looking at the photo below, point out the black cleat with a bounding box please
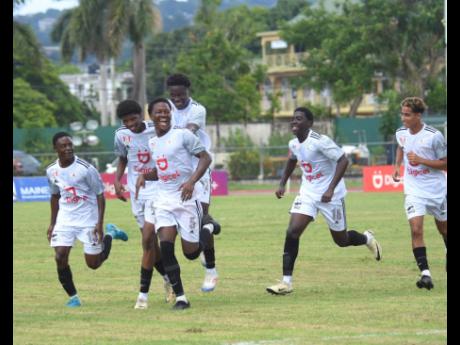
[416,275,434,290]
[172,300,190,310]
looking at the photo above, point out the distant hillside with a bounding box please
[13,0,279,63]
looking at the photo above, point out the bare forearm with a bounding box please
[417,157,447,171]
[49,194,60,224]
[279,159,297,186]
[116,157,128,182]
[190,152,212,183]
[328,155,348,191]
[97,194,105,225]
[394,146,403,168]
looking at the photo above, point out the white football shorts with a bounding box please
[154,199,202,243]
[130,194,157,228]
[290,194,347,231]
[50,224,103,255]
[404,194,447,221]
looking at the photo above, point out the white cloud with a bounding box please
[14,0,79,16]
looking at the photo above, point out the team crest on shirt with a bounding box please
[156,156,168,171]
[122,135,131,146]
[137,149,151,164]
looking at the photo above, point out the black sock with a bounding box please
[57,265,77,297]
[346,230,368,246]
[160,241,184,297]
[199,227,212,250]
[100,234,112,261]
[282,235,299,276]
[203,247,215,269]
[413,247,429,272]
[140,267,153,293]
[154,260,166,276]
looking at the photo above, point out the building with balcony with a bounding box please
[257,30,385,118]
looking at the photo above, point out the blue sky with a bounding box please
[14,0,79,16]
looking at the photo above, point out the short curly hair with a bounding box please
[400,97,427,114]
[166,73,191,88]
[116,99,142,119]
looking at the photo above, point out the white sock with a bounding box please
[282,276,292,284]
[138,292,148,300]
[70,294,78,299]
[421,269,431,277]
[203,223,214,234]
[206,268,217,276]
[176,294,188,303]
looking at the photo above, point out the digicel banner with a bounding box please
[363,165,404,192]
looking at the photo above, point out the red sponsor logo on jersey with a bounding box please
[158,171,181,182]
[156,156,168,171]
[407,167,430,177]
[408,161,420,167]
[64,186,88,203]
[305,172,324,182]
[301,161,313,173]
[137,150,151,164]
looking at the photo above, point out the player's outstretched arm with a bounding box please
[392,146,403,182]
[407,152,447,171]
[276,158,297,199]
[95,193,106,244]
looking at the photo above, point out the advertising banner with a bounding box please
[363,165,404,192]
[211,170,228,196]
[100,173,129,199]
[13,177,51,202]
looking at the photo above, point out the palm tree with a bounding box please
[51,0,117,126]
[107,0,162,111]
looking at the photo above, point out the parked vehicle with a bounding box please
[13,150,41,176]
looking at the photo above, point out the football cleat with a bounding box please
[172,300,190,310]
[266,281,293,295]
[201,271,218,292]
[106,223,129,241]
[66,295,81,308]
[134,297,148,309]
[364,230,382,261]
[416,275,434,290]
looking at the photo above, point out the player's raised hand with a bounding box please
[114,180,127,202]
[275,185,286,199]
[135,175,145,200]
[321,188,333,203]
[179,180,195,202]
[392,169,401,182]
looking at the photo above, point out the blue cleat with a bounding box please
[106,224,129,241]
[66,295,81,308]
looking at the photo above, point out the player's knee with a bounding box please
[86,262,100,270]
[184,248,201,260]
[55,253,68,267]
[286,228,301,240]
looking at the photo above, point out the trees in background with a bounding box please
[282,0,445,117]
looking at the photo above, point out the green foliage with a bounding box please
[13,78,57,128]
[52,63,81,75]
[425,75,447,114]
[267,131,291,156]
[376,90,402,140]
[223,128,260,180]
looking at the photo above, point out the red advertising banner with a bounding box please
[101,173,129,199]
[101,170,229,199]
[363,165,404,192]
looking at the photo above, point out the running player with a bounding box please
[166,73,220,292]
[266,107,382,295]
[392,97,447,290]
[113,99,174,309]
[136,97,214,310]
[46,132,128,307]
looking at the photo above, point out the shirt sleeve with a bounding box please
[114,132,127,158]
[318,135,344,161]
[432,132,447,159]
[46,170,60,195]
[288,142,298,161]
[86,165,105,195]
[182,130,205,155]
[187,106,206,129]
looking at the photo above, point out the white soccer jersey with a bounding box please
[289,130,347,201]
[169,97,212,153]
[46,156,104,227]
[395,124,447,199]
[148,128,205,202]
[114,121,158,198]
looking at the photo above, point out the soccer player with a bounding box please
[166,73,221,292]
[266,107,382,295]
[136,98,214,310]
[46,132,128,307]
[113,99,174,309]
[392,97,447,290]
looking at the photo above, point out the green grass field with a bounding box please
[13,192,447,345]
